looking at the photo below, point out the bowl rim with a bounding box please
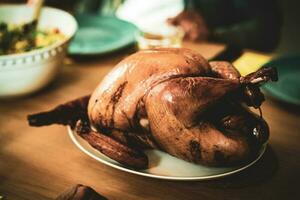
[0,5,78,61]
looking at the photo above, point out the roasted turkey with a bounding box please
[28,48,277,169]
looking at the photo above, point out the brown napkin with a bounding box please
[55,184,107,200]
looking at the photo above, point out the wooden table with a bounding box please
[0,43,299,200]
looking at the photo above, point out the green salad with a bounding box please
[0,22,65,55]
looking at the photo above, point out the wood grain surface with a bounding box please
[0,42,299,200]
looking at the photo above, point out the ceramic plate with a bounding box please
[68,127,266,180]
[262,55,300,106]
[68,14,138,55]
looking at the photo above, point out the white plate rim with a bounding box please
[68,126,266,181]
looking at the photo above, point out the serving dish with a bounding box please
[68,126,266,180]
[0,5,77,98]
[28,48,275,180]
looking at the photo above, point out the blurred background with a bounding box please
[0,0,299,101]
[1,0,299,54]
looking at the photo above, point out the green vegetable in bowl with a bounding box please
[0,21,65,55]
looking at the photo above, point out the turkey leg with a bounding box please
[74,120,148,169]
[28,96,148,169]
[145,76,269,166]
[28,95,90,128]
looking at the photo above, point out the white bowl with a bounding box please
[0,5,77,98]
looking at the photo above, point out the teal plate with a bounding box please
[263,55,300,106]
[68,14,138,55]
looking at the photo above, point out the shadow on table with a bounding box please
[198,145,278,189]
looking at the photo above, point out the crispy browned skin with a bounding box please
[28,48,277,168]
[88,48,211,131]
[88,48,276,166]
[75,120,148,169]
[144,77,269,165]
[209,61,241,80]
